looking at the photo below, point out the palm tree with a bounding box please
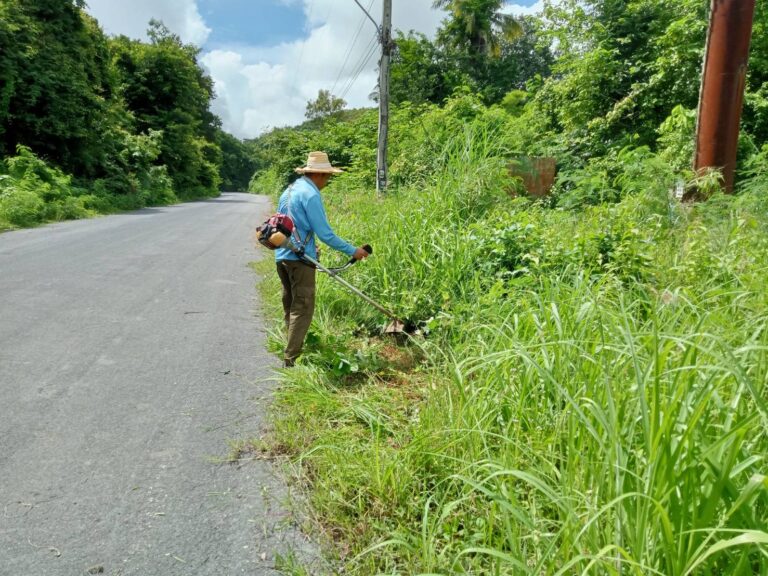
[433,0,523,58]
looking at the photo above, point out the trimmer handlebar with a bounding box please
[347,244,373,264]
[284,238,406,330]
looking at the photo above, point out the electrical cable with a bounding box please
[338,33,379,101]
[290,0,315,93]
[339,50,377,102]
[331,0,373,96]
[352,0,380,34]
[348,36,379,92]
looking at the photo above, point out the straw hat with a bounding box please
[295,151,344,174]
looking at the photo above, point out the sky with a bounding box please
[85,0,544,139]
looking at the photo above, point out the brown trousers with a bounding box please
[276,260,316,363]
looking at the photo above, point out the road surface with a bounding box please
[0,194,318,575]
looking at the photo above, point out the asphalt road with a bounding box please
[0,194,318,575]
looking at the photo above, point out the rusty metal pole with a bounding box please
[691,0,756,197]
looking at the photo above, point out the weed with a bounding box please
[256,111,768,575]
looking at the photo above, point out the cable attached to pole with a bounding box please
[352,0,381,37]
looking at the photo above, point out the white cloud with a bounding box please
[86,1,543,139]
[202,0,446,138]
[201,50,306,137]
[86,0,211,46]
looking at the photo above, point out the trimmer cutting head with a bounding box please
[384,319,406,335]
[384,319,419,336]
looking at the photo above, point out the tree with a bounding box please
[433,0,522,59]
[390,22,551,107]
[475,16,552,103]
[432,0,548,105]
[390,31,459,105]
[0,0,123,176]
[304,90,346,121]
[216,130,256,191]
[0,1,26,149]
[534,0,710,154]
[110,20,222,198]
[742,0,768,145]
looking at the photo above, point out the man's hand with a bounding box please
[353,246,370,260]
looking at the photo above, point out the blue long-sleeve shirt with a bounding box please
[274,176,356,262]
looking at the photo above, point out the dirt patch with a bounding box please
[377,342,421,372]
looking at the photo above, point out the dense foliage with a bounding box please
[265,141,768,574]
[305,89,348,121]
[0,0,119,177]
[389,15,552,106]
[250,0,768,574]
[0,1,252,230]
[2,0,767,571]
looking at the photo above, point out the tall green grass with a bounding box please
[264,128,768,574]
[397,277,768,574]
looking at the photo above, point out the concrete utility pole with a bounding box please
[377,0,393,194]
[692,0,756,197]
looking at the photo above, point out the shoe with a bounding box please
[283,358,295,368]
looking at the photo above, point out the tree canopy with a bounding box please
[2,0,767,228]
[0,1,253,215]
[305,89,347,121]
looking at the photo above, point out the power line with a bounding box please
[338,32,378,99]
[339,40,377,101]
[290,0,315,93]
[339,33,379,101]
[331,1,373,96]
[352,0,381,34]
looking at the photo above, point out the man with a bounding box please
[275,151,369,367]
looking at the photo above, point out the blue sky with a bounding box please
[198,0,541,49]
[86,0,545,138]
[199,0,305,49]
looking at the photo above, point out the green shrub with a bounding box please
[738,143,768,198]
[0,143,184,228]
[0,179,44,226]
[0,146,75,226]
[141,166,177,206]
[259,101,768,574]
[657,105,697,174]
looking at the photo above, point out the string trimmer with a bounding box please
[256,214,410,335]
[294,242,408,335]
